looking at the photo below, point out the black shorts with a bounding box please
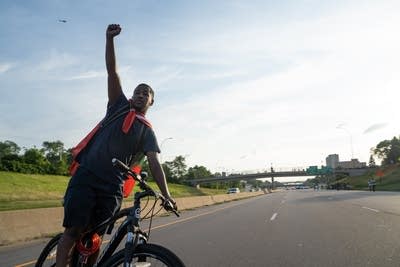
[62,166,123,230]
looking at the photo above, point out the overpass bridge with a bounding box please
[184,167,370,187]
[185,170,310,186]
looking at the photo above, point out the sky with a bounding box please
[1,0,399,179]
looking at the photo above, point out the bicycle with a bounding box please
[35,158,185,267]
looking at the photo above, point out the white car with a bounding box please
[227,187,240,194]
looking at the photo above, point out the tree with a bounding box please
[0,154,23,172]
[24,147,48,165]
[373,136,400,165]
[24,147,51,173]
[186,165,212,179]
[41,141,68,175]
[0,140,20,159]
[42,141,65,164]
[163,155,187,182]
[368,155,376,167]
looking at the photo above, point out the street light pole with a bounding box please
[160,137,173,163]
[336,125,354,159]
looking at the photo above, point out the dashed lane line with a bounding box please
[362,206,380,213]
[270,213,278,221]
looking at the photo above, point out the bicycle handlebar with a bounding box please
[112,158,132,176]
[112,158,180,217]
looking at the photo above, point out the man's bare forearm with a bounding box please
[106,37,117,75]
[147,152,171,198]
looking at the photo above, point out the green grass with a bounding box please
[0,171,226,211]
[0,172,69,200]
[335,164,400,191]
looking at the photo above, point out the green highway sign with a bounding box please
[306,166,333,175]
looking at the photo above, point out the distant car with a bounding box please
[227,187,240,194]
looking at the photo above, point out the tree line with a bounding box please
[0,140,212,177]
[0,140,71,175]
[1,134,399,180]
[0,139,266,189]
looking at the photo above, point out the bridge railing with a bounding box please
[225,166,308,176]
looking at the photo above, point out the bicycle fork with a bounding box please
[124,207,148,267]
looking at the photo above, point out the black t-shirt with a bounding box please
[79,93,160,185]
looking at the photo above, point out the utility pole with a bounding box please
[160,137,173,163]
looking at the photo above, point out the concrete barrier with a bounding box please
[0,191,266,245]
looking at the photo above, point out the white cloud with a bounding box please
[37,49,79,72]
[0,62,14,73]
[67,70,106,80]
[364,123,388,134]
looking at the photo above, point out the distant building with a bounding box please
[337,159,367,169]
[326,154,366,169]
[326,154,339,169]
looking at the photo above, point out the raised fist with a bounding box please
[106,24,121,38]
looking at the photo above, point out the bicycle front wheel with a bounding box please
[100,243,185,267]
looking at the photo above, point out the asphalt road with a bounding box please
[2,189,400,267]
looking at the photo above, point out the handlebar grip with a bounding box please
[112,158,131,173]
[172,209,180,217]
[163,199,180,217]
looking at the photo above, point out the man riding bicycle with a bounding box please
[56,24,176,267]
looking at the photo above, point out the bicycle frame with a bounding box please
[94,190,152,266]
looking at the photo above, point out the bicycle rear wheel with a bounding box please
[35,208,129,267]
[35,233,62,267]
[100,243,185,267]
[35,233,85,267]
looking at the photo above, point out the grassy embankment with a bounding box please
[0,171,226,211]
[2,165,398,211]
[334,164,400,191]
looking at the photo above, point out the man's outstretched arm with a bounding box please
[106,24,123,105]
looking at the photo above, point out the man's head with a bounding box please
[131,83,154,114]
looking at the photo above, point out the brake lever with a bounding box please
[162,198,180,217]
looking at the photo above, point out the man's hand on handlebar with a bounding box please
[163,196,179,216]
[164,196,177,210]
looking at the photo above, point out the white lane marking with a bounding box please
[270,213,278,221]
[362,206,380,213]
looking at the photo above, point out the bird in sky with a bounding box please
[58,19,67,23]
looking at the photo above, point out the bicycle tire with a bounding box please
[100,243,185,267]
[35,233,62,267]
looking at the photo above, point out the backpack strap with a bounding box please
[70,102,151,176]
[128,122,146,167]
[122,99,152,133]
